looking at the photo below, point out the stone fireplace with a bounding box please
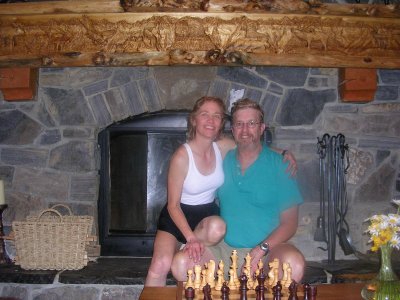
[1,1,400,298]
[1,65,399,263]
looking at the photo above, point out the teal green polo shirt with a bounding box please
[217,145,303,248]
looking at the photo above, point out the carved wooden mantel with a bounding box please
[1,1,400,69]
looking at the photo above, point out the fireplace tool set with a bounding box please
[315,133,353,263]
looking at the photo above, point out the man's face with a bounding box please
[231,107,265,149]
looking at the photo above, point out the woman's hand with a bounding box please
[184,237,204,263]
[283,150,298,177]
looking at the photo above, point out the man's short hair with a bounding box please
[231,98,264,122]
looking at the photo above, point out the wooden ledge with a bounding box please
[0,1,399,68]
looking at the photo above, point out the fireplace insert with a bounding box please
[98,110,271,256]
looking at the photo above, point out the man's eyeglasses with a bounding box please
[232,120,261,129]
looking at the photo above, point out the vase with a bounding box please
[361,244,400,300]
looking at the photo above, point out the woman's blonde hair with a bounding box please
[187,96,226,141]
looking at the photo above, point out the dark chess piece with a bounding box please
[303,283,310,300]
[239,274,248,300]
[272,281,282,300]
[288,280,299,300]
[185,286,195,300]
[203,283,212,300]
[308,285,317,300]
[221,281,230,300]
[257,268,266,300]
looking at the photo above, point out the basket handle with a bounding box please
[38,208,63,221]
[50,204,73,216]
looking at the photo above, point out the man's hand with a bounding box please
[240,247,265,276]
[283,150,297,177]
[184,237,204,263]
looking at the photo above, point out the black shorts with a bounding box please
[157,201,220,243]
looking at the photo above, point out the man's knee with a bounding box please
[171,251,191,281]
[268,244,305,282]
[205,216,226,244]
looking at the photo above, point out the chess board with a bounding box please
[177,281,303,299]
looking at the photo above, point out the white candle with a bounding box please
[0,180,5,205]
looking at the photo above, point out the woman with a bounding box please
[145,96,295,286]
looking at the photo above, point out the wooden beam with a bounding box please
[0,3,399,68]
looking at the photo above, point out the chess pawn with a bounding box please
[194,265,202,290]
[185,269,194,289]
[203,283,212,300]
[215,269,224,291]
[288,280,299,300]
[221,282,230,300]
[303,283,310,300]
[284,266,292,289]
[239,274,249,300]
[185,286,195,300]
[272,281,282,300]
[228,268,237,290]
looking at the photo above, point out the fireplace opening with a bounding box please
[98,110,271,256]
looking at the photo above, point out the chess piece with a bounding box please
[288,280,299,300]
[215,269,224,291]
[281,262,289,287]
[228,269,237,290]
[244,268,254,290]
[221,282,230,300]
[239,274,248,300]
[185,286,195,300]
[285,266,292,289]
[303,283,310,300]
[268,258,279,287]
[272,281,282,300]
[257,268,266,300]
[308,285,317,300]
[206,260,216,288]
[185,269,194,289]
[203,283,212,300]
[201,269,207,289]
[257,259,264,271]
[253,268,260,290]
[194,265,202,289]
[219,260,225,275]
[231,250,240,287]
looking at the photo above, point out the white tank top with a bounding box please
[180,142,224,205]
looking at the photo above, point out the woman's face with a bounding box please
[192,100,224,140]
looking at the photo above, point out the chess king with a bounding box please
[172,98,305,283]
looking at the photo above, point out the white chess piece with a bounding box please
[206,260,216,288]
[194,264,202,289]
[215,269,224,291]
[185,269,194,289]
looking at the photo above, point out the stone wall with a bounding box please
[0,66,399,262]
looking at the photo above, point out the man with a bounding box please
[171,98,305,282]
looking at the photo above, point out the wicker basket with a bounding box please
[12,204,93,270]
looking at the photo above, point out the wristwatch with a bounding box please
[259,242,270,255]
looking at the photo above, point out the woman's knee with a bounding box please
[148,254,174,275]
